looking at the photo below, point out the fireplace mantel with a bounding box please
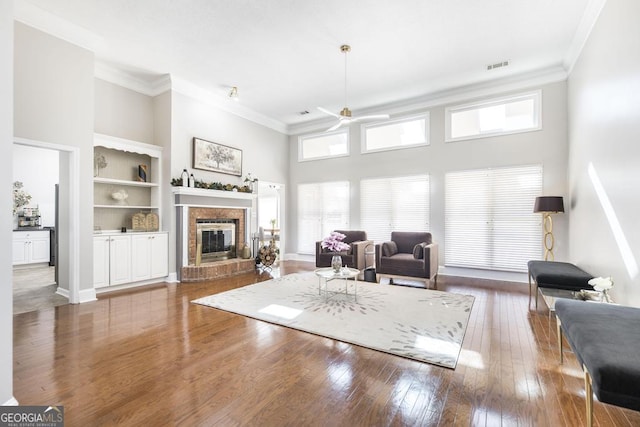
[173,187,257,281]
[172,186,256,208]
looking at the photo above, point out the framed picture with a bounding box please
[192,137,242,176]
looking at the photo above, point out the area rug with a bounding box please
[192,272,474,369]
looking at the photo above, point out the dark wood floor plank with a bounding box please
[13,261,640,426]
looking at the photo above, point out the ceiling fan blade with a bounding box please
[325,121,344,132]
[317,107,341,119]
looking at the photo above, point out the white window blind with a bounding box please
[445,165,542,272]
[297,181,350,254]
[360,175,430,244]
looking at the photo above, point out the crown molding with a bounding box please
[14,1,102,52]
[287,65,568,135]
[563,0,608,74]
[95,61,170,96]
[170,77,288,134]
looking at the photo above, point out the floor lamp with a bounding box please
[534,196,564,261]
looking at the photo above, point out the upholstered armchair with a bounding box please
[375,231,439,288]
[315,230,373,271]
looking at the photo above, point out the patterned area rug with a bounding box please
[192,272,474,369]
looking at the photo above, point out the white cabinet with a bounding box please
[93,236,110,288]
[131,232,168,282]
[93,234,132,288]
[94,232,168,289]
[13,231,50,265]
[110,235,133,285]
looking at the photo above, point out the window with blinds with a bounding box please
[360,175,430,244]
[297,181,350,254]
[444,165,542,272]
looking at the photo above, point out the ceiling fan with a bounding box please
[318,44,390,132]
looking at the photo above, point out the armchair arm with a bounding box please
[351,240,374,270]
[423,242,439,280]
[315,241,323,266]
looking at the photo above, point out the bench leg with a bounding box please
[556,316,563,364]
[584,365,593,427]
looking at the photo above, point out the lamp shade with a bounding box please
[534,196,564,213]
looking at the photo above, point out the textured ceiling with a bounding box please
[20,0,594,131]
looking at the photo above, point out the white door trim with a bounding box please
[13,137,81,304]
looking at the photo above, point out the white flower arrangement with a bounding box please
[588,276,613,302]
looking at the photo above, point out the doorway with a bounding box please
[13,138,79,313]
[257,181,285,256]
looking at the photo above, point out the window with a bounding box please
[297,181,350,254]
[362,114,429,153]
[444,165,542,272]
[445,91,541,142]
[298,130,349,161]
[360,175,430,244]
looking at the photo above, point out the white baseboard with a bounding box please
[282,253,313,262]
[55,287,69,299]
[95,277,170,294]
[438,266,528,283]
[165,272,178,283]
[78,287,98,303]
[3,397,19,406]
[56,286,97,303]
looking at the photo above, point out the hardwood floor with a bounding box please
[13,261,640,426]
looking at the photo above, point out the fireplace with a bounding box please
[196,219,238,262]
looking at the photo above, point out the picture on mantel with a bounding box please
[192,137,242,177]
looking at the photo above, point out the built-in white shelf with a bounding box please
[94,177,158,188]
[94,205,159,209]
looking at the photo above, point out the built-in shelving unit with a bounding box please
[93,133,163,232]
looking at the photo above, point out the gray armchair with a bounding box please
[315,230,373,271]
[375,231,439,288]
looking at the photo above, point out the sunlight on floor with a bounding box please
[258,303,302,319]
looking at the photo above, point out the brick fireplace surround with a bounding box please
[173,187,256,282]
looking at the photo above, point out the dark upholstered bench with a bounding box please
[527,260,594,309]
[555,299,640,426]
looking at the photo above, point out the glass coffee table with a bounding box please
[314,267,360,302]
[539,287,603,315]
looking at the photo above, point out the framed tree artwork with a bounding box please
[192,137,242,176]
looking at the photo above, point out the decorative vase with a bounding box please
[242,244,251,259]
[331,255,342,273]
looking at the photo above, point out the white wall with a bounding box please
[13,144,59,227]
[1,0,14,406]
[167,90,289,274]
[288,81,570,274]
[95,78,154,144]
[568,0,640,306]
[14,22,94,294]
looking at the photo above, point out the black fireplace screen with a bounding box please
[196,219,237,261]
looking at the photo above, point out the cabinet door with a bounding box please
[131,234,151,282]
[12,239,28,265]
[109,235,132,285]
[30,238,50,263]
[93,237,111,288]
[150,233,169,278]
